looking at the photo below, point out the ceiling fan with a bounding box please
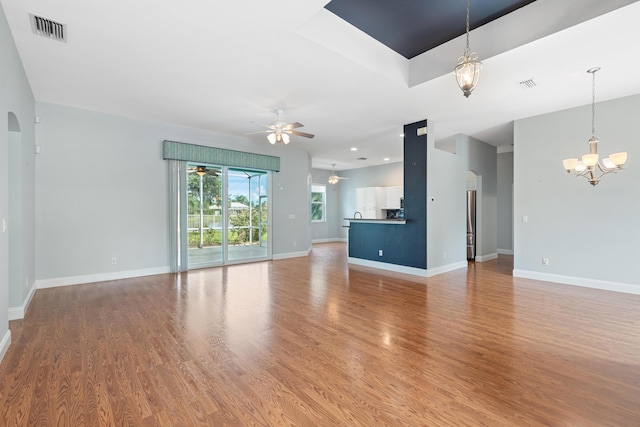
[254,109,315,144]
[187,165,218,177]
[328,164,347,184]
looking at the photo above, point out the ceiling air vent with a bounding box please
[30,13,67,42]
[519,78,537,89]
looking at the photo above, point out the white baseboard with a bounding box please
[36,266,171,290]
[476,252,498,262]
[0,330,11,364]
[497,249,514,255]
[349,257,428,276]
[273,247,311,260]
[426,261,468,277]
[312,238,347,244]
[513,269,640,295]
[8,281,37,320]
[348,258,467,278]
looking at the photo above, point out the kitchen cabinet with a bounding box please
[383,186,403,209]
[355,187,384,219]
[356,186,404,218]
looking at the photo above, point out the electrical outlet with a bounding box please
[379,249,383,256]
[111,257,117,265]
[542,258,549,266]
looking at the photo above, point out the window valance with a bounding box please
[163,140,280,172]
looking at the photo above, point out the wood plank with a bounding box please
[1,243,639,425]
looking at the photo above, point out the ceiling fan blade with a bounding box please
[246,130,272,135]
[283,122,303,130]
[288,130,315,138]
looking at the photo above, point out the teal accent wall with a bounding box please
[348,120,427,269]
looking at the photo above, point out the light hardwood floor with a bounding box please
[1,242,639,426]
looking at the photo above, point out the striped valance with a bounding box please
[163,140,280,172]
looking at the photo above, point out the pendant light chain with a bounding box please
[454,0,482,98]
[465,0,471,55]
[591,69,596,138]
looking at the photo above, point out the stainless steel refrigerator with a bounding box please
[466,190,476,261]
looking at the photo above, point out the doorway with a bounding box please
[466,171,480,262]
[8,112,23,312]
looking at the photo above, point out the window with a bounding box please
[311,184,326,222]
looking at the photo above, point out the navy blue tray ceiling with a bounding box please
[325,0,537,59]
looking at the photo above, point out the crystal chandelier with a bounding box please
[562,67,628,186]
[454,0,482,98]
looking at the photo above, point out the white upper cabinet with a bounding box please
[355,187,384,219]
[356,186,403,218]
[384,186,403,209]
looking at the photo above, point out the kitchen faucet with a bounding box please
[353,211,362,219]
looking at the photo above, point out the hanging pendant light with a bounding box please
[562,67,628,186]
[454,0,482,98]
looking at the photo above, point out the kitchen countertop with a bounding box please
[343,218,407,224]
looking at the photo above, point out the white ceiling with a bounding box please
[2,0,640,171]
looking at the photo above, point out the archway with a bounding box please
[8,112,23,312]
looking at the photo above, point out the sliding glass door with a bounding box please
[186,163,270,269]
[227,168,269,262]
[186,164,223,267]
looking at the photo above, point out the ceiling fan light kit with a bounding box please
[562,67,628,186]
[267,131,290,145]
[260,109,314,145]
[188,165,218,177]
[328,164,347,185]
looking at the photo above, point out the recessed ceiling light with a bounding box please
[383,157,390,161]
[350,147,358,151]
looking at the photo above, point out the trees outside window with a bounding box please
[187,167,222,248]
[311,184,326,222]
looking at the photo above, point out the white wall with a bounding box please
[497,151,514,254]
[272,147,312,255]
[0,3,36,358]
[427,124,467,270]
[35,102,312,285]
[514,94,640,292]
